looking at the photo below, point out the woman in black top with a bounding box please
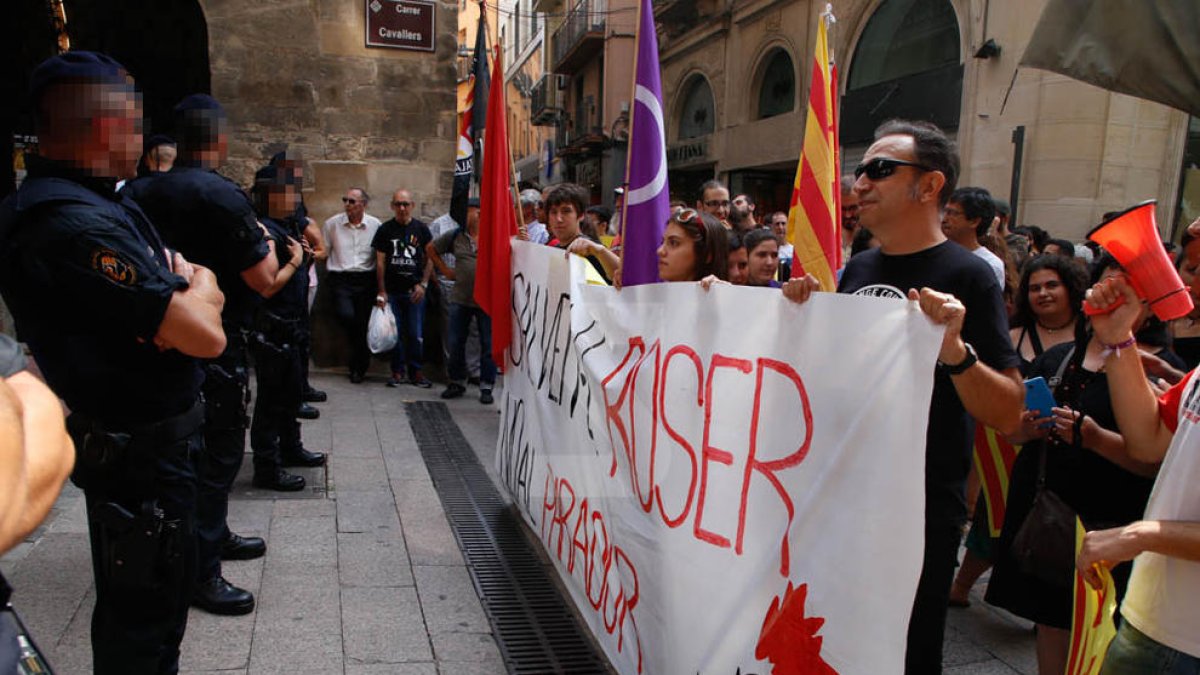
[950,256,1089,607]
[985,264,1161,675]
[1009,255,1089,374]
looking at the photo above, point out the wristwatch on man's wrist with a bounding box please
[939,342,978,375]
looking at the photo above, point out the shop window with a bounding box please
[841,0,962,146]
[756,49,795,120]
[678,76,715,140]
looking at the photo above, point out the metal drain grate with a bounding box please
[407,401,610,675]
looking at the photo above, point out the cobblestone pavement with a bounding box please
[2,372,1036,674]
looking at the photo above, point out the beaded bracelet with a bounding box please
[1100,335,1137,360]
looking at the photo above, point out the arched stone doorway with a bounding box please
[841,0,962,162]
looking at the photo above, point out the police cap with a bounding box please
[173,94,224,116]
[29,50,131,104]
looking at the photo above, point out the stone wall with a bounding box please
[200,0,459,369]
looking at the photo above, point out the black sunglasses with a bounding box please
[854,157,932,181]
[342,197,359,205]
[391,201,413,207]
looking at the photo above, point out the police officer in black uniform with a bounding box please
[123,94,316,615]
[248,162,326,488]
[0,52,226,674]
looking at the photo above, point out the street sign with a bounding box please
[365,0,435,52]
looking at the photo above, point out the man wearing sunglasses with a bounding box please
[785,119,1023,674]
[323,187,382,383]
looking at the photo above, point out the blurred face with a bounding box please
[747,239,780,285]
[1100,264,1150,327]
[727,248,749,285]
[548,202,581,243]
[1043,243,1066,257]
[657,221,699,282]
[100,88,144,180]
[768,213,788,239]
[390,189,414,224]
[699,187,731,223]
[266,184,301,219]
[466,206,480,231]
[342,189,366,221]
[1027,269,1068,319]
[522,202,537,223]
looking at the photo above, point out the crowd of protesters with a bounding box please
[1,47,1198,675]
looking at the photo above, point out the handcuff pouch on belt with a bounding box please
[202,363,250,430]
[92,501,182,591]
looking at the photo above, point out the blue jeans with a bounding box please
[1101,622,1200,674]
[388,291,425,376]
[448,302,495,387]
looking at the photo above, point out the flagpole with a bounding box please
[616,0,646,285]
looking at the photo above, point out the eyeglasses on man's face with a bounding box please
[704,199,731,209]
[342,197,360,205]
[391,201,413,208]
[853,157,932,181]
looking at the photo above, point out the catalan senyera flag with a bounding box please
[786,15,841,292]
[1066,518,1118,675]
[972,424,1022,538]
[475,44,519,371]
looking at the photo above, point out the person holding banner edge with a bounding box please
[1077,224,1200,673]
[784,119,1023,674]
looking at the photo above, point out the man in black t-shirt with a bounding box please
[372,189,434,387]
[785,120,1022,674]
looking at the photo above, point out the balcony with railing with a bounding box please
[552,0,606,75]
[531,75,561,126]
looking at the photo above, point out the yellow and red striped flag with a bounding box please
[1066,518,1117,675]
[972,424,1021,538]
[787,12,841,291]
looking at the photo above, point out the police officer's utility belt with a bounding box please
[66,399,204,467]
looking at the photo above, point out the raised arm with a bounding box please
[912,287,1024,434]
[1087,275,1175,463]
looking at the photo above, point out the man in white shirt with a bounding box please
[1080,255,1200,673]
[942,186,1006,288]
[323,187,382,382]
[519,189,550,244]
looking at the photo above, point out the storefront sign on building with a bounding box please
[667,138,709,165]
[365,0,435,52]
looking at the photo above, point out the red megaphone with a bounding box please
[1083,200,1194,321]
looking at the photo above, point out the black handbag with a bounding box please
[1010,448,1077,587]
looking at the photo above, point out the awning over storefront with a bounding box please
[1021,0,1200,117]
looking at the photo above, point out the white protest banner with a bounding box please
[497,241,943,674]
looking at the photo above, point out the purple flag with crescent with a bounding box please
[620,0,670,286]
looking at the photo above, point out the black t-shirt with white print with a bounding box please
[839,240,1021,526]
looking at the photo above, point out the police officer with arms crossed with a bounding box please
[248,161,327,495]
[123,94,320,617]
[0,52,226,674]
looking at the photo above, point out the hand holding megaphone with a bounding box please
[1080,201,1194,322]
[1085,274,1142,346]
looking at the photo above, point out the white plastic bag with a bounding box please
[367,304,398,354]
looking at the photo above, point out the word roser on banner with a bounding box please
[496,241,942,674]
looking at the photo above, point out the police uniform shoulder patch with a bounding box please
[91,247,138,285]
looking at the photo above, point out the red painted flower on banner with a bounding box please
[755,582,838,674]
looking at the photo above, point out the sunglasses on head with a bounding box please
[854,157,932,181]
[671,208,706,239]
[342,197,359,205]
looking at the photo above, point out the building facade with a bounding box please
[653,0,1196,240]
[533,0,637,209]
[5,0,460,364]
